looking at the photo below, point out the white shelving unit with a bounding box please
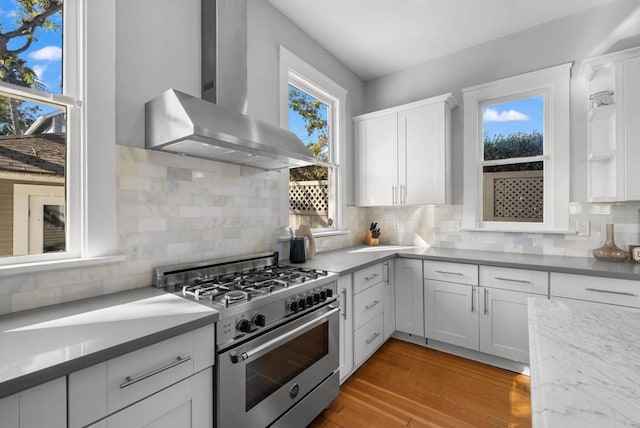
[580,46,640,202]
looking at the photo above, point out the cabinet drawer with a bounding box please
[106,331,195,413]
[550,273,640,308]
[354,314,384,366]
[353,282,384,330]
[354,263,384,294]
[424,260,478,285]
[480,266,548,295]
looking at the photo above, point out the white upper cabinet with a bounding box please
[354,94,456,207]
[580,46,640,202]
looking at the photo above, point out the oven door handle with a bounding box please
[230,306,340,364]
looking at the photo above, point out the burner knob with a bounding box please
[236,319,251,333]
[313,293,320,304]
[253,314,266,327]
[298,298,306,310]
[319,290,327,301]
[326,288,333,298]
[289,301,299,313]
[305,295,314,306]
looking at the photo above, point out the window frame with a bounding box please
[462,63,572,233]
[279,46,347,235]
[0,0,118,272]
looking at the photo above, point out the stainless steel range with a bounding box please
[152,252,340,428]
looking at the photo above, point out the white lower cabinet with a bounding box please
[382,260,395,340]
[69,324,215,428]
[479,287,531,363]
[424,262,545,364]
[337,274,354,383]
[424,280,478,349]
[394,258,424,336]
[550,272,640,308]
[87,368,213,428]
[353,314,384,365]
[0,377,66,428]
[351,262,389,369]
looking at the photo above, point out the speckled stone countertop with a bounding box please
[0,288,217,399]
[528,298,640,427]
[297,245,640,280]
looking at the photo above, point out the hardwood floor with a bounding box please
[309,339,531,428]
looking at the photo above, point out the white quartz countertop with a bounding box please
[528,298,640,427]
[0,288,217,398]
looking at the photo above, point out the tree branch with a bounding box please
[0,1,62,57]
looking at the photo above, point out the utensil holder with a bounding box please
[289,238,306,263]
[364,229,379,246]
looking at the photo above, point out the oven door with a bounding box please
[218,304,339,428]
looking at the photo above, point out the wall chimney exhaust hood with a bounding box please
[145,89,321,170]
[144,0,323,170]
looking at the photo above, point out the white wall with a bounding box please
[246,0,365,204]
[364,0,640,204]
[115,0,201,147]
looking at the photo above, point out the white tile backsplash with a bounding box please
[2,144,639,315]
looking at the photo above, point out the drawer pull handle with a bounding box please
[435,270,464,276]
[341,288,348,320]
[365,332,381,345]
[586,288,637,297]
[494,277,532,284]
[120,355,191,389]
[365,300,380,311]
[484,288,489,315]
[364,273,379,281]
[471,288,475,313]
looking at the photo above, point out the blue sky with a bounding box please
[482,95,544,140]
[0,0,63,93]
[288,84,328,150]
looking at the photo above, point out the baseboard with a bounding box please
[391,332,530,375]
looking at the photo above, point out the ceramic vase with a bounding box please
[592,224,628,262]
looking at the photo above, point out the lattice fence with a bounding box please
[289,180,328,212]
[289,180,329,229]
[483,171,543,222]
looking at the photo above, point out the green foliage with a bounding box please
[483,131,543,172]
[288,86,330,182]
[0,1,60,135]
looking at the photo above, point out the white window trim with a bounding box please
[278,46,347,235]
[0,0,118,271]
[462,63,572,233]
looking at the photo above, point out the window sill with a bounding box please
[0,254,127,277]
[461,227,574,235]
[277,230,350,242]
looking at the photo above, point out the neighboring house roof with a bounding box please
[0,133,65,177]
[24,111,66,135]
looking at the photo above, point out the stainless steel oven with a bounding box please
[218,303,339,428]
[151,252,341,427]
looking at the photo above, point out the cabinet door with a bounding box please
[394,258,424,336]
[398,102,449,205]
[102,368,212,428]
[338,275,354,383]
[18,377,66,428]
[479,287,530,363]
[624,55,640,200]
[383,260,395,340]
[424,280,478,350]
[355,113,398,206]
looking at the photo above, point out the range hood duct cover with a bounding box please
[145,89,320,170]
[145,0,321,170]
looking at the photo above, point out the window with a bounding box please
[462,64,571,233]
[0,1,116,269]
[279,47,347,234]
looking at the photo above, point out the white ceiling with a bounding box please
[268,0,618,81]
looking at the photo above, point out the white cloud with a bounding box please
[29,46,62,61]
[33,64,47,79]
[483,108,529,122]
